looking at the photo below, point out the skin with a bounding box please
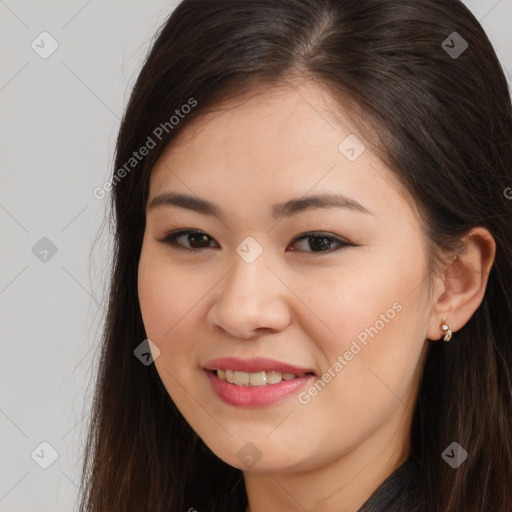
[137,79,495,512]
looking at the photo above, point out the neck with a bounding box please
[243,410,411,512]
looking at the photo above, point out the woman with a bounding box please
[79,1,512,511]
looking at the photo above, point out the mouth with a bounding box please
[210,369,315,386]
[203,357,317,407]
[203,356,316,377]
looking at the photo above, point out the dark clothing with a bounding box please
[239,456,427,512]
[357,457,427,512]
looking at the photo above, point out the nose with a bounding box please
[206,250,292,340]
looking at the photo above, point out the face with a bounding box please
[137,81,432,473]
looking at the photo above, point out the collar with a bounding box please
[357,457,427,512]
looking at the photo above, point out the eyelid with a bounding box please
[291,230,352,245]
[157,228,219,250]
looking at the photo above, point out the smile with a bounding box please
[205,369,316,407]
[214,369,310,386]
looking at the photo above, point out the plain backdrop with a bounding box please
[0,1,511,510]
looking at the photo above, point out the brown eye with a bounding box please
[289,232,352,253]
[160,229,219,250]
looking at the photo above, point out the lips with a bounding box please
[203,356,316,375]
[203,357,317,407]
[205,370,315,407]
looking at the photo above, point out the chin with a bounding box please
[202,440,307,473]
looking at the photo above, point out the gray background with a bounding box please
[0,1,511,510]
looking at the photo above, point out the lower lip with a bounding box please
[205,370,315,407]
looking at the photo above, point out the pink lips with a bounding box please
[203,357,316,407]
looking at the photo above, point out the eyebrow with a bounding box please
[146,191,374,219]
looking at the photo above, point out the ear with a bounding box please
[426,227,496,341]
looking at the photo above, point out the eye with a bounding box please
[288,231,353,253]
[158,229,353,253]
[158,229,219,251]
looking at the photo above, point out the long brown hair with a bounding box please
[79,1,512,510]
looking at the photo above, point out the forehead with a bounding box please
[147,81,415,226]
[160,82,345,161]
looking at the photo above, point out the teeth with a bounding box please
[215,369,306,386]
[234,371,250,385]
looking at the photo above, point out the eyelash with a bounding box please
[158,229,354,254]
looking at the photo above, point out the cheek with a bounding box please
[137,245,218,392]
[137,251,200,401]
[305,253,422,349]
[138,244,200,340]
[301,240,428,392]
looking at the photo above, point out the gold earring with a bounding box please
[440,318,452,342]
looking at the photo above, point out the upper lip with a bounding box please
[204,357,316,375]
